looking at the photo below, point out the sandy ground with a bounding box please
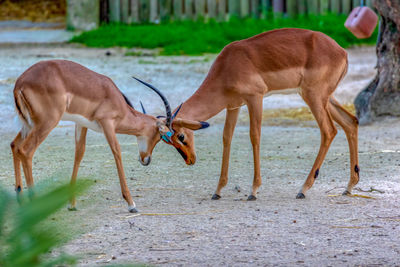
[1,44,400,266]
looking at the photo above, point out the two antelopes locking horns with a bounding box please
[11,28,359,213]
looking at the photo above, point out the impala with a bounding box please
[10,59,200,213]
[161,28,359,200]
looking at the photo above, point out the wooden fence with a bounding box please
[100,0,375,23]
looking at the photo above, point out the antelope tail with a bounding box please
[14,89,32,138]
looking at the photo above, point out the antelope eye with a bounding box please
[177,133,185,142]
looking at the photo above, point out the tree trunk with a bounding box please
[354,0,400,124]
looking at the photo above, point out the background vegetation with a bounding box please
[71,14,378,55]
[0,181,90,267]
[0,0,65,22]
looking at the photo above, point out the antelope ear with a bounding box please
[173,118,210,131]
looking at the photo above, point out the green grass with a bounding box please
[70,14,378,55]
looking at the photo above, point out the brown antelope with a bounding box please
[10,59,201,213]
[158,28,359,200]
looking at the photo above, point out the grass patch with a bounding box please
[71,14,378,55]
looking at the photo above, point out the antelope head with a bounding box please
[133,78,209,165]
[166,113,209,165]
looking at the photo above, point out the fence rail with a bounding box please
[100,0,374,23]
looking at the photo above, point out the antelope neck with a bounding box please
[177,87,226,122]
[116,108,154,135]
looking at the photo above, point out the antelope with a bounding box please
[10,59,199,213]
[159,28,359,200]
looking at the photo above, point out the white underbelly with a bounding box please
[265,88,301,97]
[61,113,103,132]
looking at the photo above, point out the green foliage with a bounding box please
[70,14,378,55]
[0,181,91,267]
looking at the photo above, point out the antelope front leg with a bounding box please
[212,108,240,200]
[68,126,88,211]
[101,120,138,213]
[247,97,263,201]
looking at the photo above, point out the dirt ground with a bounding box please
[1,44,400,266]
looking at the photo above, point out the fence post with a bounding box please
[341,0,351,14]
[260,0,270,18]
[129,0,139,22]
[173,0,183,20]
[240,0,249,17]
[121,0,130,23]
[307,0,319,14]
[207,0,217,19]
[195,0,206,19]
[250,0,259,18]
[298,0,306,15]
[331,0,340,14]
[319,0,329,14]
[287,0,297,18]
[109,0,120,22]
[218,0,227,21]
[185,0,194,19]
[149,0,158,22]
[273,0,284,18]
[352,0,361,8]
[228,0,240,17]
[160,0,172,21]
[139,0,149,22]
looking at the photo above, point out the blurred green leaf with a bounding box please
[11,180,91,239]
[0,189,11,237]
[0,180,91,267]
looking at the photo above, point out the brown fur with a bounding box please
[167,28,358,198]
[11,60,164,212]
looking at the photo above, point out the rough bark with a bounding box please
[354,0,400,124]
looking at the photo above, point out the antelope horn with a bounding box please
[139,101,146,114]
[132,77,172,128]
[172,103,183,120]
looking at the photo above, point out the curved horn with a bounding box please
[132,77,172,128]
[139,101,146,114]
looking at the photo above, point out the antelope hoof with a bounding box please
[128,205,139,213]
[68,206,77,211]
[15,186,22,193]
[342,190,351,196]
[296,193,306,199]
[247,195,257,201]
[211,194,221,200]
